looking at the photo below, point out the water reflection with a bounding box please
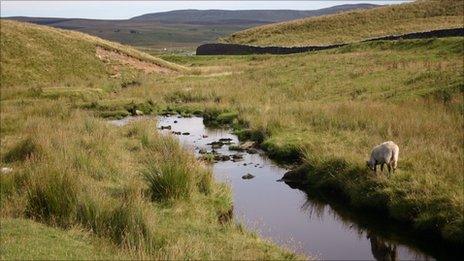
[287,180,456,260]
[297,187,402,260]
[368,233,398,261]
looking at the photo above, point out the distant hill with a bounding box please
[6,4,378,50]
[130,5,378,24]
[222,0,464,47]
[0,20,185,88]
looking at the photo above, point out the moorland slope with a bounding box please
[0,20,186,88]
[223,0,463,46]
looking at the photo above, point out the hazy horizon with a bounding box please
[1,1,408,19]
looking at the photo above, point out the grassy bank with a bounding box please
[222,0,463,46]
[0,20,298,259]
[110,37,463,245]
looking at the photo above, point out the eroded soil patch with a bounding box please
[96,46,174,76]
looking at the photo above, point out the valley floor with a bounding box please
[1,36,463,259]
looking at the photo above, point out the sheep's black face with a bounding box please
[366,161,374,171]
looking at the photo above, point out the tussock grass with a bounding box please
[143,157,197,201]
[142,145,213,201]
[25,167,81,227]
[222,0,463,46]
[3,138,41,163]
[127,120,214,201]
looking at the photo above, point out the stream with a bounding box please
[110,115,455,260]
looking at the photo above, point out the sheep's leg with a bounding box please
[387,164,392,174]
[381,163,385,172]
[373,164,377,173]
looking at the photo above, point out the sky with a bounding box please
[0,1,408,19]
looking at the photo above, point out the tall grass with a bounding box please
[143,158,197,201]
[25,167,80,227]
[3,137,41,163]
[1,110,157,252]
[138,123,213,201]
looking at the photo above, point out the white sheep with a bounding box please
[366,141,399,174]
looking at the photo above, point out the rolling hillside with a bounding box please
[0,20,186,88]
[222,0,464,46]
[7,4,377,50]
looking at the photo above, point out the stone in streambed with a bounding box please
[231,141,258,153]
[214,154,230,161]
[240,141,255,150]
[229,145,244,152]
[232,154,244,162]
[247,148,258,154]
[242,173,255,180]
[208,141,224,149]
[219,138,234,145]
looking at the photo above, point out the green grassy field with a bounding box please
[1,7,463,259]
[222,0,463,46]
[0,20,298,260]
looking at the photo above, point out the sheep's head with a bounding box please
[366,160,375,171]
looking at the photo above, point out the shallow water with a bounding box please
[111,116,446,260]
